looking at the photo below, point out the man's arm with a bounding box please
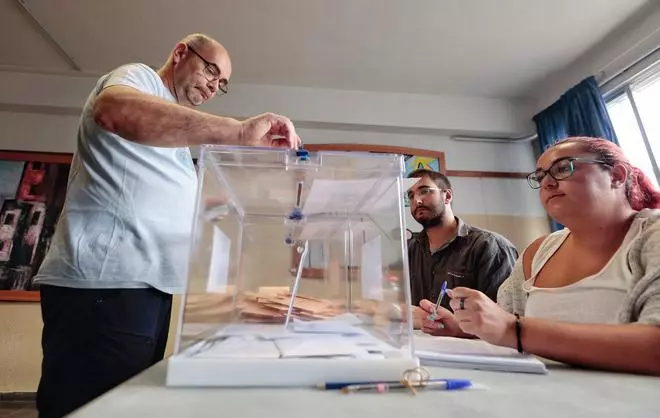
[93,86,240,147]
[475,237,518,302]
[93,86,300,149]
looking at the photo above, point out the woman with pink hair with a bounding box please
[420,137,660,375]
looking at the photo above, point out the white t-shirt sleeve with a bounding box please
[101,63,161,96]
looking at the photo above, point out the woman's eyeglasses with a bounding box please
[527,157,612,189]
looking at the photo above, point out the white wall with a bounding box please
[531,1,660,115]
[0,111,79,152]
[297,127,537,172]
[0,70,533,136]
[0,110,537,173]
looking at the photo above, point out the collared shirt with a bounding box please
[408,217,518,308]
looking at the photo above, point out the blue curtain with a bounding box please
[533,76,618,231]
[533,76,618,150]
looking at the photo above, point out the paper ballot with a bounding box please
[194,336,281,359]
[301,178,420,215]
[207,226,231,293]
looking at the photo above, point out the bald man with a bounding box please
[34,34,301,418]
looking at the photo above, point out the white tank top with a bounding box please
[524,218,644,324]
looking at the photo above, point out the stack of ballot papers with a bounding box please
[184,293,234,323]
[238,292,343,323]
[414,333,547,374]
[184,319,400,360]
[184,289,345,324]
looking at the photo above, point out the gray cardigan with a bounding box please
[497,209,660,325]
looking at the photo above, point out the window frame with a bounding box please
[604,73,660,184]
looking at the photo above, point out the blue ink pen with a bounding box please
[340,379,472,393]
[319,378,470,391]
[429,280,448,321]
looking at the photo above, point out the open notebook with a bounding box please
[414,333,548,374]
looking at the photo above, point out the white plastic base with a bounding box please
[166,355,419,387]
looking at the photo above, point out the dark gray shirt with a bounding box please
[408,217,518,309]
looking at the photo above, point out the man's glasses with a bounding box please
[186,44,229,95]
[526,157,612,189]
[406,187,443,202]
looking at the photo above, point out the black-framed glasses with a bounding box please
[527,157,612,189]
[186,44,229,94]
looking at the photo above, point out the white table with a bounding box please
[69,361,660,418]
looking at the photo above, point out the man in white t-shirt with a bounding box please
[34,33,301,418]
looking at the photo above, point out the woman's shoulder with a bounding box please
[523,229,570,276]
[630,209,660,250]
[637,208,660,227]
[630,209,660,259]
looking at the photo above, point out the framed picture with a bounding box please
[291,144,446,279]
[0,152,72,301]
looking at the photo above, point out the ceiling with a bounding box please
[0,0,653,99]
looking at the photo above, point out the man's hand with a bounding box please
[418,299,464,337]
[411,305,428,329]
[238,113,301,149]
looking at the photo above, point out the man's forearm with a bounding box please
[94,86,241,147]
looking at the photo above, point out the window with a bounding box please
[606,61,660,187]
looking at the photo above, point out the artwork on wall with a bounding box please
[0,153,72,301]
[404,154,442,174]
[291,144,446,279]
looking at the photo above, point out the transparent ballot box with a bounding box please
[167,145,418,387]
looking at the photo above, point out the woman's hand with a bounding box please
[448,287,517,347]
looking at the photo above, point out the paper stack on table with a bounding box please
[414,333,548,374]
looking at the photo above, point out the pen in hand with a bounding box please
[429,280,448,321]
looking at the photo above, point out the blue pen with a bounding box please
[429,281,448,321]
[318,378,470,391]
[340,379,473,393]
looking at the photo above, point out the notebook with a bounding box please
[414,334,548,374]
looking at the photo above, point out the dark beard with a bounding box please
[414,206,446,229]
[419,215,444,229]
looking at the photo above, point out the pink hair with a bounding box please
[555,137,660,210]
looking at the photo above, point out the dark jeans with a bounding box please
[36,285,173,418]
